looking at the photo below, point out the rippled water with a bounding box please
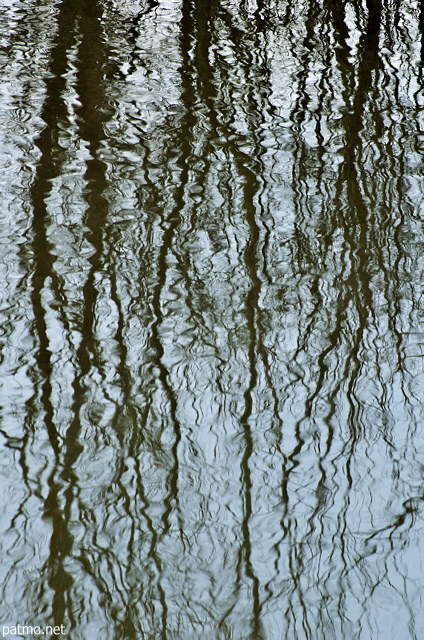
[1,0,424,638]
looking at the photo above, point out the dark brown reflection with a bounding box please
[23,0,116,632]
[420,0,424,66]
[28,0,83,629]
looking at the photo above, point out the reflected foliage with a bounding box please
[1,0,424,638]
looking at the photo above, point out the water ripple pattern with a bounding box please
[1,0,424,638]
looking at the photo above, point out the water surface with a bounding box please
[1,0,424,638]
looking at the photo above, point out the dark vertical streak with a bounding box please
[29,0,112,629]
[29,0,81,627]
[59,0,111,630]
[65,0,109,462]
[419,0,424,67]
[30,0,78,459]
[149,0,196,545]
[233,145,262,638]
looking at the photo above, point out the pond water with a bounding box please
[1,0,424,638]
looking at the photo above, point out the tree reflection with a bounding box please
[0,0,424,638]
